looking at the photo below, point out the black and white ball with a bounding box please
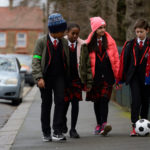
[135,119,150,136]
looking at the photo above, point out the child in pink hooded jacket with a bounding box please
[79,17,120,136]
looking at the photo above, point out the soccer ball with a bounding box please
[135,119,150,136]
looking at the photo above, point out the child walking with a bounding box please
[118,18,150,136]
[32,13,70,142]
[63,23,85,138]
[79,17,120,136]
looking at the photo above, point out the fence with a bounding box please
[115,84,150,119]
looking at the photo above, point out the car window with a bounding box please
[8,54,32,66]
[0,58,17,72]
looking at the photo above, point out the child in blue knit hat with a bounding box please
[32,13,70,142]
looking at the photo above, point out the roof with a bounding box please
[0,6,43,30]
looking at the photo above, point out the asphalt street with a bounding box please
[0,87,31,129]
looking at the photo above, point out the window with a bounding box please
[16,33,26,47]
[38,32,44,39]
[0,33,6,47]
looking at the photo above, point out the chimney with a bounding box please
[9,0,13,9]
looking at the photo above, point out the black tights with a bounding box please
[94,97,109,125]
[63,98,79,130]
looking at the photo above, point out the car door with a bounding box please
[16,58,25,97]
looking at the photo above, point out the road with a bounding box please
[0,86,31,129]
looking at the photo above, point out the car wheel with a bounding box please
[12,98,22,106]
[29,83,34,87]
[29,82,35,87]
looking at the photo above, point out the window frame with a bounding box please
[0,32,6,48]
[16,32,27,48]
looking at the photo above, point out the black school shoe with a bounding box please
[62,125,68,134]
[69,129,80,138]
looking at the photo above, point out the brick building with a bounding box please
[0,6,44,54]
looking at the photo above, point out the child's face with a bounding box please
[67,27,80,43]
[96,25,106,38]
[51,31,65,39]
[135,28,149,40]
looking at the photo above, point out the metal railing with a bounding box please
[115,84,150,119]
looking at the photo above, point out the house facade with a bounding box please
[0,6,44,54]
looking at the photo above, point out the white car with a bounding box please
[0,55,25,105]
[7,54,35,86]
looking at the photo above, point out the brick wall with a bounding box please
[0,29,43,54]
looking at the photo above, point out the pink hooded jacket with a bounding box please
[86,17,120,80]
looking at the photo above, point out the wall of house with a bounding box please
[28,31,40,54]
[7,31,16,53]
[0,29,43,55]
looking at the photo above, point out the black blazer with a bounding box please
[123,38,149,84]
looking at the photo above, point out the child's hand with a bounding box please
[37,78,45,88]
[83,85,91,92]
[115,83,122,90]
[86,87,91,92]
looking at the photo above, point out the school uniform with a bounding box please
[80,33,120,126]
[119,37,150,124]
[40,34,66,136]
[86,37,114,125]
[79,17,120,135]
[32,34,70,137]
[32,13,70,141]
[63,37,84,136]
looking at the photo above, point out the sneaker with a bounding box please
[52,133,66,141]
[94,125,101,135]
[42,134,52,142]
[100,122,112,136]
[130,127,138,136]
[70,129,80,138]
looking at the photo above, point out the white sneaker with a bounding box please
[52,134,66,141]
[42,135,52,142]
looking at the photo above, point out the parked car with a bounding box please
[0,55,25,105]
[7,54,35,86]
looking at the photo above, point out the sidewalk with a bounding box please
[0,86,37,150]
[1,87,150,150]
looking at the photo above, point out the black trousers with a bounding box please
[40,76,65,135]
[130,75,150,124]
[63,98,79,130]
[94,97,109,125]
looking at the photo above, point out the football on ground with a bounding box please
[135,119,150,136]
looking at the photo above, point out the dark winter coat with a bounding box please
[118,38,150,85]
[32,34,70,83]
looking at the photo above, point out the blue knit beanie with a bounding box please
[48,13,67,33]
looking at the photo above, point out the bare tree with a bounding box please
[125,0,150,40]
[9,0,13,9]
[18,0,41,6]
[12,0,150,42]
